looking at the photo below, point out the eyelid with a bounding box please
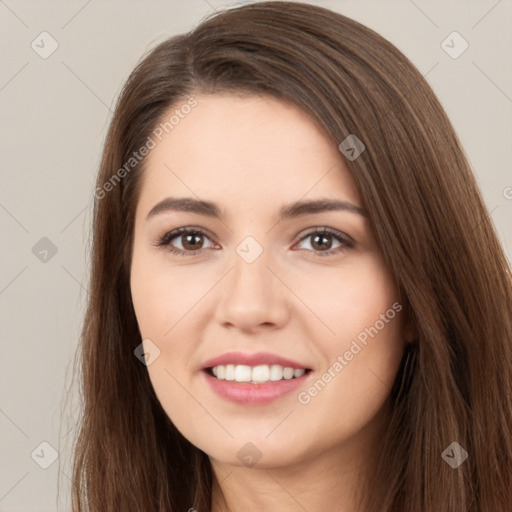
[291,227,354,257]
[150,226,215,251]
[293,226,354,245]
[153,225,354,257]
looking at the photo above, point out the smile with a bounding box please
[208,364,308,383]
[202,366,312,405]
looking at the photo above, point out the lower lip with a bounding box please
[202,370,311,405]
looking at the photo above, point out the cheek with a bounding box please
[297,285,404,445]
[293,254,401,344]
[300,255,405,401]
[130,260,201,437]
[130,251,201,338]
[130,252,207,370]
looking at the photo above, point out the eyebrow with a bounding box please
[146,197,368,221]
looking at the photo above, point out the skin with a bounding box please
[130,93,413,511]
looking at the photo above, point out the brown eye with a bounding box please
[181,232,205,251]
[310,233,335,251]
[154,227,216,256]
[295,228,353,257]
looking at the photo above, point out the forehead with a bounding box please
[136,93,361,216]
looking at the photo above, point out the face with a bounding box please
[130,93,408,470]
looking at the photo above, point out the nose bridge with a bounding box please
[228,240,273,304]
[215,237,289,329]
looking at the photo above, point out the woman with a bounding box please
[72,2,512,511]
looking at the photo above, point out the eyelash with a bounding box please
[152,226,354,258]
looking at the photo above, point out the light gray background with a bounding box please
[1,1,511,510]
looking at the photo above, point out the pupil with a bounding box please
[312,234,331,250]
[184,234,202,250]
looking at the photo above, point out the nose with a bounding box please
[214,248,290,332]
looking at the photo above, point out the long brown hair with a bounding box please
[71,2,512,510]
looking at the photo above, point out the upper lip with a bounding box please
[200,351,311,370]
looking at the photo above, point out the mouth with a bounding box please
[202,364,313,405]
[204,364,312,384]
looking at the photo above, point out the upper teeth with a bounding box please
[211,364,306,383]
